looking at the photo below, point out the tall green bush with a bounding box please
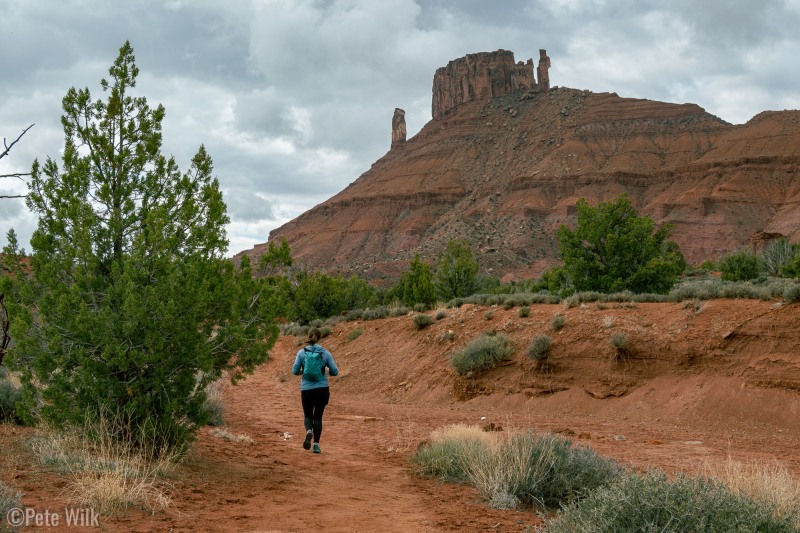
[718,249,760,281]
[557,193,685,294]
[434,239,480,301]
[388,253,435,307]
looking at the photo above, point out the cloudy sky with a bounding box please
[2,0,799,256]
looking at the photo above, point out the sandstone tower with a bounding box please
[391,108,406,147]
[431,49,547,120]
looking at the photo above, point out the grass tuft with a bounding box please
[31,413,179,515]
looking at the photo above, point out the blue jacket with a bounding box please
[292,344,338,391]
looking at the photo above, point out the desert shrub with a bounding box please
[610,331,629,357]
[435,310,447,320]
[283,324,309,337]
[550,314,565,331]
[718,249,760,281]
[527,335,552,362]
[362,307,389,321]
[518,306,531,318]
[346,328,363,342]
[31,413,179,514]
[0,482,22,532]
[484,310,494,320]
[319,326,332,338]
[410,424,491,482]
[665,277,789,302]
[451,334,514,375]
[388,305,411,317]
[413,314,434,330]
[543,470,796,532]
[502,299,515,310]
[413,303,428,312]
[465,432,622,510]
[563,291,604,308]
[344,309,364,321]
[784,284,800,303]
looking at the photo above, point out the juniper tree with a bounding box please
[434,239,480,301]
[8,42,278,450]
[557,194,685,293]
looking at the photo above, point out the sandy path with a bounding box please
[124,349,535,533]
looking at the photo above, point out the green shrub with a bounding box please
[518,306,531,318]
[0,482,22,532]
[346,328,363,342]
[451,334,514,375]
[435,310,447,320]
[484,310,494,320]
[527,335,552,362]
[544,470,797,532]
[413,314,434,330]
[557,193,685,293]
[718,249,760,281]
[550,314,565,331]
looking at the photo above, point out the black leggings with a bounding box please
[301,387,330,442]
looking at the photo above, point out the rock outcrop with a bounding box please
[391,108,406,147]
[432,50,536,119]
[236,51,800,283]
[537,49,551,91]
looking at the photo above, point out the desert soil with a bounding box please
[3,299,800,532]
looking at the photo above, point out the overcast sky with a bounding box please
[2,0,799,256]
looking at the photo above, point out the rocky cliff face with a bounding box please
[236,51,800,283]
[432,50,536,120]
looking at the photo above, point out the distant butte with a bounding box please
[236,49,800,283]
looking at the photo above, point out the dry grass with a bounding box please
[703,455,800,527]
[210,427,253,444]
[30,416,179,515]
[428,424,497,448]
[203,378,226,426]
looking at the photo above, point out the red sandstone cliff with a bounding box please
[236,50,800,283]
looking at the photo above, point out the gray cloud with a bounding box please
[1,0,798,256]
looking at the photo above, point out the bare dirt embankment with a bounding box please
[3,299,800,532]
